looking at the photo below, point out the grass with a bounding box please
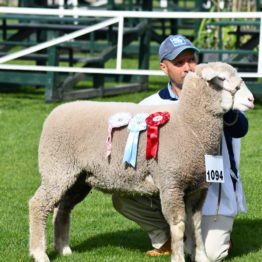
[0,78,261,262]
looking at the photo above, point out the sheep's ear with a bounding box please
[196,64,225,89]
[208,76,225,89]
[199,66,218,81]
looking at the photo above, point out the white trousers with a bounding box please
[112,194,233,262]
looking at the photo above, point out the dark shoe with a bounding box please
[229,239,233,249]
[146,238,171,256]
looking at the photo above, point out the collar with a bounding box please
[158,82,180,101]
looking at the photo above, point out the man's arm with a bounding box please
[223,110,248,138]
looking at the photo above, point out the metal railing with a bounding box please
[0,6,261,78]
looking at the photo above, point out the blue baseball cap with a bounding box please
[159,35,199,62]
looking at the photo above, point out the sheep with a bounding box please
[29,62,254,262]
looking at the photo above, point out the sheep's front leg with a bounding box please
[170,221,186,262]
[160,188,186,262]
[192,209,211,262]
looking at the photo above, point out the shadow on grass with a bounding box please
[48,218,262,261]
[73,229,149,253]
[48,228,149,261]
[228,218,262,259]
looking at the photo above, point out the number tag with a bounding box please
[205,155,224,183]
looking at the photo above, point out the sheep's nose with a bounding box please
[248,97,254,103]
[247,96,255,109]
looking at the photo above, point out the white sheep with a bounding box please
[29,62,254,262]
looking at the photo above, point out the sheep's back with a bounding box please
[38,101,181,194]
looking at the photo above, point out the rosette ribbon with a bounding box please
[123,113,149,167]
[145,112,170,160]
[106,112,132,158]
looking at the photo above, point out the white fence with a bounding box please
[0,6,261,78]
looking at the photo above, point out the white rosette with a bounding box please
[106,112,132,158]
[123,113,149,167]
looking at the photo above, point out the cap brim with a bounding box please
[165,46,199,61]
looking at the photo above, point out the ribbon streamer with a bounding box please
[123,113,149,167]
[146,112,170,159]
[106,112,132,158]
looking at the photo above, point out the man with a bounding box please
[112,35,248,262]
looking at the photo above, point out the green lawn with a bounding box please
[0,77,261,262]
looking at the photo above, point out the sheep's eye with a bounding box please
[235,86,240,91]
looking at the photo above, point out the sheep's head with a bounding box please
[195,62,254,113]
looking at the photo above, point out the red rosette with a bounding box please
[145,112,170,127]
[145,112,170,160]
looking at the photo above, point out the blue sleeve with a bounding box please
[223,110,248,138]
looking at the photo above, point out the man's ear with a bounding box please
[160,62,168,75]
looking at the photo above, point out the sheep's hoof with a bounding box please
[60,246,72,256]
[195,251,211,262]
[30,249,50,262]
[56,245,72,256]
[171,253,185,262]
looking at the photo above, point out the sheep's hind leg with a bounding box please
[29,185,58,262]
[53,173,91,256]
[186,190,211,262]
[29,173,81,262]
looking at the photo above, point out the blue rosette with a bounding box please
[123,113,149,167]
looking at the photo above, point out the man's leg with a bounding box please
[201,215,234,262]
[112,194,170,250]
